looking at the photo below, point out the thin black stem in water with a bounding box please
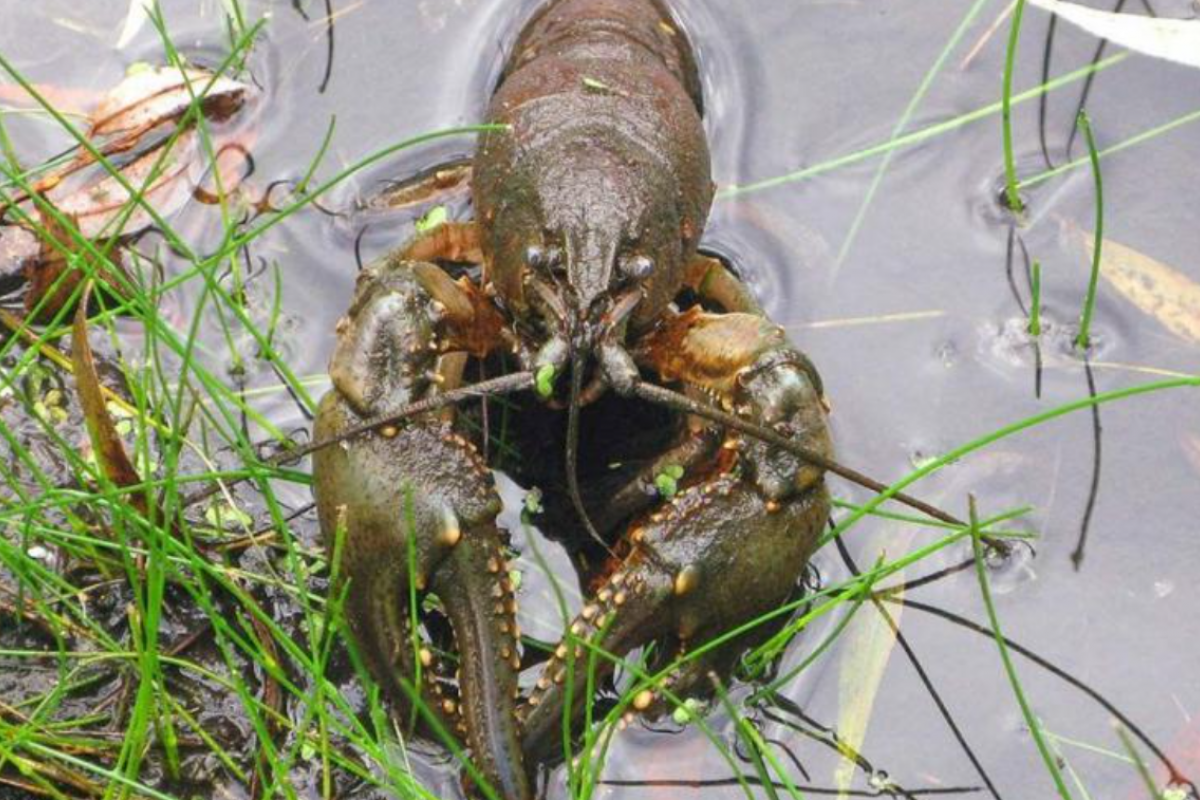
[629,380,1006,551]
[1070,357,1103,569]
[1029,257,1044,398]
[883,557,977,595]
[1038,14,1058,169]
[1004,227,1026,317]
[1064,0,1130,158]
[898,597,1197,795]
[318,0,336,94]
[837,539,1003,800]
[1028,260,1042,336]
[182,371,534,508]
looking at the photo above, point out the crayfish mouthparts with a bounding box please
[527,290,643,405]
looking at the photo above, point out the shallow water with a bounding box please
[2,0,1199,798]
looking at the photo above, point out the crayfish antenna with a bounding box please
[565,346,616,557]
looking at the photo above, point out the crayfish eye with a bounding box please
[525,245,546,269]
[525,244,565,273]
[623,254,654,281]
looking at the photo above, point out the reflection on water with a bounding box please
[1,0,1199,797]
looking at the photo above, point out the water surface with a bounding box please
[2,1,1198,798]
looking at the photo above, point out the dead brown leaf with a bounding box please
[26,210,88,320]
[71,281,144,515]
[1079,229,1200,346]
[24,207,129,322]
[835,527,912,794]
[89,65,246,139]
[47,128,199,238]
[0,65,250,231]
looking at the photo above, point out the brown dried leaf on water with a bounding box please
[368,161,473,211]
[3,65,254,285]
[1078,228,1200,346]
[24,209,130,321]
[5,65,250,212]
[835,528,912,794]
[71,282,144,512]
[89,65,247,139]
[46,128,200,239]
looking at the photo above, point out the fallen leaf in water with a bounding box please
[836,603,900,793]
[72,281,144,517]
[115,0,155,49]
[90,64,246,139]
[26,212,84,319]
[1028,0,1200,69]
[46,128,199,239]
[369,161,473,211]
[1078,229,1200,346]
[25,210,130,321]
[2,64,253,289]
[1182,434,1200,477]
[5,65,248,210]
[835,529,911,794]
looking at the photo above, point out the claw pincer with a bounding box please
[313,258,528,800]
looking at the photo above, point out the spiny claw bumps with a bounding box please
[314,257,529,800]
[519,467,830,761]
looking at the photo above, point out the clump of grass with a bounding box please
[0,13,501,800]
[2,4,1198,800]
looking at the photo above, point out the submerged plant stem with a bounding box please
[1029,259,1042,336]
[970,496,1073,800]
[1002,0,1028,213]
[1075,111,1104,351]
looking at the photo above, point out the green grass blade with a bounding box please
[969,496,1072,799]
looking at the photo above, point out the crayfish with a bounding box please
[314,0,835,796]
